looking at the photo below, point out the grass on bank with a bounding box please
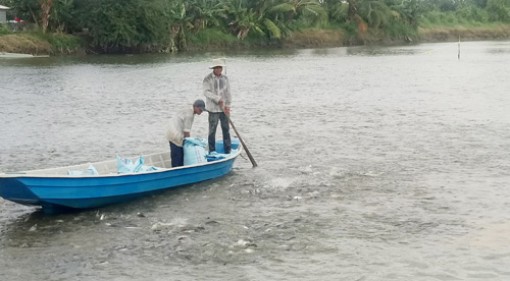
[418,23,510,41]
[187,28,249,51]
[418,11,510,41]
[0,29,83,55]
[188,26,349,50]
[281,28,346,48]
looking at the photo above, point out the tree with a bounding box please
[222,0,282,40]
[187,0,224,32]
[76,0,171,53]
[2,0,75,33]
[6,0,40,25]
[486,0,510,22]
[40,0,53,33]
[323,0,349,24]
[270,0,328,27]
[360,1,394,28]
[167,0,192,50]
[49,0,77,33]
[385,0,423,28]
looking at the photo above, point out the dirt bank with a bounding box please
[0,33,52,55]
[418,24,510,42]
[1,24,509,55]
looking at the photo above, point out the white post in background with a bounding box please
[458,35,461,60]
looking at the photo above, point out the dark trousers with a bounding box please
[169,142,184,167]
[208,112,231,153]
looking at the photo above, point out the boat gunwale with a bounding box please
[0,149,242,179]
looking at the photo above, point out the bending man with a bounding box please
[166,99,206,167]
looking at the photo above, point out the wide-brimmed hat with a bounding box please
[209,58,226,69]
[193,99,206,111]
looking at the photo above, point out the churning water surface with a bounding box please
[1,41,510,280]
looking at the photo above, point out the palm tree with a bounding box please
[345,0,402,32]
[187,0,225,32]
[222,0,282,40]
[323,0,349,24]
[345,0,368,39]
[40,0,53,33]
[49,0,76,33]
[270,0,328,26]
[167,0,193,50]
[359,0,396,29]
[385,0,422,28]
[346,0,360,22]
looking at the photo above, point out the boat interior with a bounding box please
[20,152,172,176]
[3,139,240,176]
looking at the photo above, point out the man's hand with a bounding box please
[223,106,231,116]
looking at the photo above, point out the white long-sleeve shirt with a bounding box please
[166,106,195,147]
[203,72,231,113]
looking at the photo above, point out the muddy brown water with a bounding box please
[1,41,510,280]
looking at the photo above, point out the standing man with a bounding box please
[166,99,206,167]
[203,58,232,154]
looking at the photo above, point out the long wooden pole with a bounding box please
[225,114,258,168]
[220,59,257,167]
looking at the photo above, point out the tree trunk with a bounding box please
[346,0,358,22]
[40,0,53,33]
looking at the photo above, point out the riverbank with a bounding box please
[419,23,510,42]
[1,24,510,55]
[0,32,83,55]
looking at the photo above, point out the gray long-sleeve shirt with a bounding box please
[203,72,231,113]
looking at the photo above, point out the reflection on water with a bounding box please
[487,47,510,54]
[1,41,510,280]
[346,45,424,56]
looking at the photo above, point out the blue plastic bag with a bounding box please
[117,155,144,173]
[215,137,240,153]
[116,155,161,173]
[206,151,228,162]
[183,138,207,166]
[68,164,99,176]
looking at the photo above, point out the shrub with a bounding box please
[0,24,10,35]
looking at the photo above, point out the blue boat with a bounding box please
[0,141,241,214]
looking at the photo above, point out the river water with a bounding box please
[1,41,510,280]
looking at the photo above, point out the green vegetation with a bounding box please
[0,24,10,35]
[0,31,82,54]
[420,0,510,26]
[418,0,510,41]
[0,0,509,55]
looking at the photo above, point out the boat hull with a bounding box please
[0,151,238,213]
